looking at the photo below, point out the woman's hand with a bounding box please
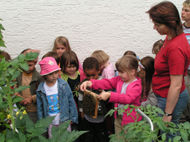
[80,81,92,91]
[97,91,111,101]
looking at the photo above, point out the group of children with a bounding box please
[1,0,190,141]
[0,35,158,141]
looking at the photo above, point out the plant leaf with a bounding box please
[12,96,23,104]
[15,86,29,93]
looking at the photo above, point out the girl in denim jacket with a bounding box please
[36,57,78,138]
[80,55,142,135]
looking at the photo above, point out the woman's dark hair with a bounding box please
[140,56,154,98]
[60,51,79,73]
[147,1,183,36]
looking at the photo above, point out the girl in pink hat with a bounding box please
[36,57,78,138]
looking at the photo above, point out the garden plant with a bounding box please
[107,104,190,142]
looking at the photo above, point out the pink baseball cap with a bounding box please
[39,57,61,76]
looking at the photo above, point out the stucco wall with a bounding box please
[0,0,183,67]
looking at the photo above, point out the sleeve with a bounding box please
[102,63,115,79]
[66,83,78,124]
[168,45,185,75]
[36,92,43,120]
[109,81,142,104]
[91,76,118,90]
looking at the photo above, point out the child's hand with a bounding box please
[21,97,33,105]
[97,91,111,101]
[80,81,92,91]
[15,93,23,98]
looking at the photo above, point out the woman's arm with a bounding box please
[163,75,183,122]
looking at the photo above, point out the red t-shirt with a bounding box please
[152,33,190,98]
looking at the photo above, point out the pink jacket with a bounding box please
[91,76,142,126]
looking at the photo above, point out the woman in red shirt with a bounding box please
[147,1,190,123]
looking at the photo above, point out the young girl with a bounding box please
[52,36,82,70]
[60,51,80,107]
[36,57,78,138]
[138,56,157,106]
[52,36,71,59]
[80,55,142,134]
[91,50,115,79]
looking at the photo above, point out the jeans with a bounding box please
[156,89,189,124]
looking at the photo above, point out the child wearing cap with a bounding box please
[36,57,78,138]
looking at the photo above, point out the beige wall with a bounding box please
[0,0,183,68]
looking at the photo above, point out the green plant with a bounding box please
[0,114,86,142]
[0,52,38,133]
[107,104,190,142]
[0,19,6,48]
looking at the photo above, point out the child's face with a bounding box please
[118,69,136,82]
[45,71,59,84]
[56,43,66,57]
[84,69,100,80]
[153,45,160,55]
[65,64,77,76]
[182,5,190,22]
[25,61,36,74]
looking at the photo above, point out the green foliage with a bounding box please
[108,104,190,142]
[0,19,6,48]
[2,114,85,142]
[50,121,86,142]
[0,52,38,133]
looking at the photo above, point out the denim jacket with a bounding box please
[36,78,78,124]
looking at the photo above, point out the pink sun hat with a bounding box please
[39,57,61,76]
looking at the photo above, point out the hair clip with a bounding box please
[139,61,145,69]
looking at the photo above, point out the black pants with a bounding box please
[80,118,108,142]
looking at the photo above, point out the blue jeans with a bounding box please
[156,89,189,124]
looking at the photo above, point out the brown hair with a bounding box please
[60,51,79,73]
[140,56,154,98]
[152,39,164,54]
[42,51,58,60]
[0,50,11,61]
[20,48,39,63]
[20,48,31,54]
[52,36,71,52]
[83,57,100,71]
[116,55,138,73]
[91,50,109,67]
[147,1,183,37]
[123,50,136,57]
[184,0,190,7]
